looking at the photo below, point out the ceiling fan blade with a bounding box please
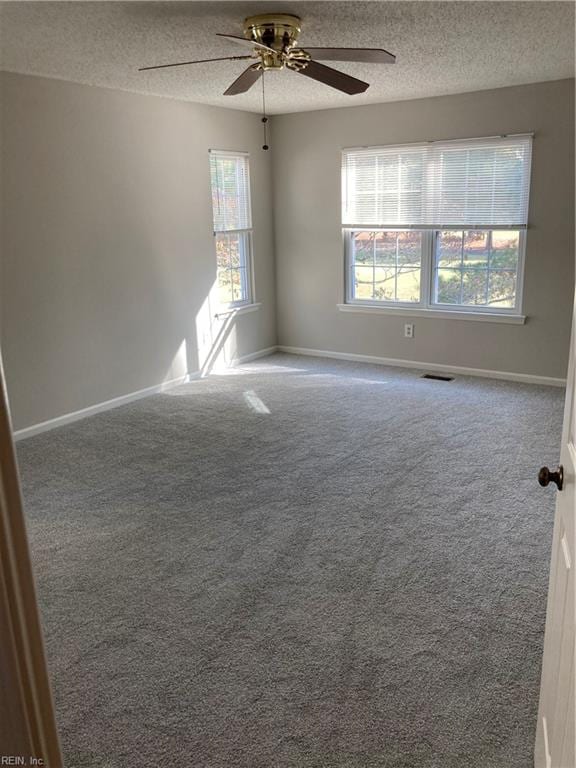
[224,64,262,95]
[139,55,251,72]
[296,60,369,95]
[216,33,277,56]
[303,47,396,64]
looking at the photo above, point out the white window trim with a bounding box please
[214,302,262,320]
[342,228,526,323]
[337,304,525,324]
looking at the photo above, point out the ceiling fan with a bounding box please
[139,13,396,96]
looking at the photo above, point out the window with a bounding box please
[433,230,521,309]
[350,230,423,303]
[209,150,253,307]
[342,135,532,316]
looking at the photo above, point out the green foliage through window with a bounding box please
[434,231,519,308]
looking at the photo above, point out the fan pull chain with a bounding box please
[261,69,269,151]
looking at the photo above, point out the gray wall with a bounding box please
[0,72,276,431]
[272,79,575,379]
[1,75,574,432]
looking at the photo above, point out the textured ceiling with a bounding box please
[0,1,574,114]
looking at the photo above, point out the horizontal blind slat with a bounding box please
[210,151,252,232]
[342,136,532,228]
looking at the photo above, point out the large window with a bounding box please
[209,150,253,307]
[342,135,532,316]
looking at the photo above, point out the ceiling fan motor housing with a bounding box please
[243,14,304,70]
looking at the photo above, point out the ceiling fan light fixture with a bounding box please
[243,14,302,50]
[240,14,303,70]
[139,12,394,97]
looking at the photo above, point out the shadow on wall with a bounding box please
[3,235,253,431]
[194,281,243,376]
[165,279,245,386]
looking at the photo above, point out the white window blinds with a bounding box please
[342,135,532,230]
[209,150,252,232]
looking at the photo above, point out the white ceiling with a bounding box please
[0,1,574,114]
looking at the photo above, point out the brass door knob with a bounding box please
[538,465,564,491]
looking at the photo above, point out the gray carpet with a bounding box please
[16,353,563,768]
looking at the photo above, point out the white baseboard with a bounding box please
[12,346,280,441]
[230,346,278,366]
[12,373,199,441]
[277,345,566,388]
[13,343,563,441]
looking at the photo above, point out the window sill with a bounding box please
[337,303,526,325]
[215,302,261,319]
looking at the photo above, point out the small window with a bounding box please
[209,150,253,307]
[342,135,532,316]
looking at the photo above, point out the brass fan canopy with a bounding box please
[243,13,302,70]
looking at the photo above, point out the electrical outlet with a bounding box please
[404,323,414,339]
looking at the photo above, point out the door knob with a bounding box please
[538,465,564,491]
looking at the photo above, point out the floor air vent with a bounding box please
[421,373,454,382]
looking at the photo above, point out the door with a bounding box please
[535,299,576,768]
[0,355,62,765]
